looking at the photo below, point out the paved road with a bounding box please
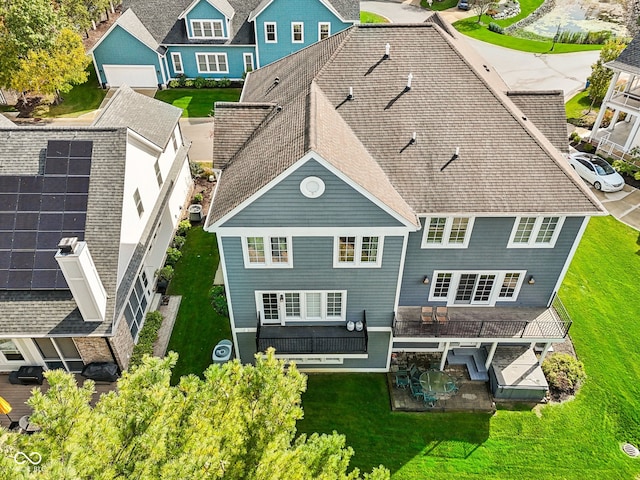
[361,0,599,100]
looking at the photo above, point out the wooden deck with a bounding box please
[394,303,570,340]
[0,373,115,429]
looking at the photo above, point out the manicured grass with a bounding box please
[360,11,390,23]
[421,0,458,11]
[38,64,107,118]
[566,90,600,127]
[454,19,602,53]
[298,216,640,479]
[154,88,241,118]
[166,226,230,381]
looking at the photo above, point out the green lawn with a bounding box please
[360,11,390,23]
[154,88,241,117]
[166,226,231,382]
[566,90,600,127]
[422,0,458,11]
[298,216,640,479]
[38,64,107,118]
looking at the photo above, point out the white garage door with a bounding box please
[103,64,158,88]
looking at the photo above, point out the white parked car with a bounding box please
[567,152,624,192]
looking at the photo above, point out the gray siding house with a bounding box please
[205,17,605,372]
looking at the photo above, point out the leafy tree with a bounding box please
[472,0,494,24]
[0,351,389,479]
[587,38,627,105]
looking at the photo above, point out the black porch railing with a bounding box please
[393,298,572,340]
[256,312,368,354]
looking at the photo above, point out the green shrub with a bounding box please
[190,161,204,178]
[488,23,504,34]
[569,131,581,143]
[177,74,187,87]
[168,80,180,88]
[204,78,217,88]
[218,77,231,87]
[542,353,586,395]
[129,311,164,368]
[193,193,203,204]
[612,160,638,176]
[193,76,206,89]
[184,79,194,88]
[155,265,174,282]
[177,219,191,236]
[172,235,186,250]
[582,143,595,153]
[209,285,229,317]
[165,247,182,266]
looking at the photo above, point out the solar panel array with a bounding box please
[0,140,93,290]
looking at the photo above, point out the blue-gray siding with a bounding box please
[221,159,405,227]
[223,235,403,328]
[166,45,256,80]
[236,331,390,369]
[185,0,230,38]
[399,216,584,307]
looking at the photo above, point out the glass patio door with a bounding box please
[454,274,496,305]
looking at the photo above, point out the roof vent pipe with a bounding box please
[384,43,390,59]
[406,73,413,91]
[347,86,354,100]
[410,132,417,144]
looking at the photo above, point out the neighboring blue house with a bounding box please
[204,17,606,376]
[89,0,358,88]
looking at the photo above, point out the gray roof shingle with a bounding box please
[607,34,640,75]
[208,20,603,227]
[92,85,182,149]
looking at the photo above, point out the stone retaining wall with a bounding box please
[630,0,640,36]
[505,0,555,33]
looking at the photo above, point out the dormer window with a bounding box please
[191,20,225,39]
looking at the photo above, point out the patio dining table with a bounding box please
[418,370,456,397]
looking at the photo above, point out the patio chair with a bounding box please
[409,379,425,401]
[421,306,434,325]
[423,392,438,407]
[394,371,410,389]
[435,306,449,324]
[408,364,421,381]
[446,381,459,394]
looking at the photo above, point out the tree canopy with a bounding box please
[0,351,389,479]
[587,38,627,105]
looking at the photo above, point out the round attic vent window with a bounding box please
[300,176,325,198]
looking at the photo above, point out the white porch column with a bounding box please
[624,115,640,151]
[538,342,553,364]
[440,341,450,371]
[590,71,621,141]
[485,342,498,370]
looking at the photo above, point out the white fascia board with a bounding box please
[203,169,222,232]
[178,0,235,20]
[215,226,409,236]
[416,211,605,218]
[208,151,418,230]
[127,129,163,153]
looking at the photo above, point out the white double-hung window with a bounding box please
[508,216,564,248]
[258,291,346,324]
[243,236,292,268]
[421,216,474,248]
[430,270,526,306]
[334,235,383,267]
[190,20,224,39]
[196,53,228,73]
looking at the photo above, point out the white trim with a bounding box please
[318,22,331,40]
[429,270,527,306]
[189,19,226,39]
[127,128,163,152]
[217,235,240,360]
[161,55,170,86]
[507,216,565,248]
[178,0,235,20]
[421,216,475,249]
[207,151,419,230]
[171,52,184,74]
[241,235,293,268]
[217,226,408,236]
[264,22,277,43]
[291,22,304,43]
[332,235,384,268]
[249,0,350,23]
[393,233,409,313]
[243,52,254,73]
[195,52,229,74]
[158,53,168,86]
[255,290,347,324]
[300,176,325,198]
[548,216,590,306]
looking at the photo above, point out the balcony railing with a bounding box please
[393,297,571,340]
[256,312,368,354]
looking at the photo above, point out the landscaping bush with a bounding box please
[172,235,186,250]
[168,80,180,88]
[542,353,586,397]
[582,143,595,153]
[569,131,581,144]
[177,74,187,87]
[488,23,504,34]
[209,285,229,317]
[129,311,164,368]
[193,76,207,89]
[177,220,192,236]
[156,265,175,283]
[217,78,231,87]
[190,161,204,178]
[165,247,182,266]
[193,193,203,204]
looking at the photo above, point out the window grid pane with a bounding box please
[285,293,300,317]
[426,218,447,243]
[213,22,223,37]
[499,273,520,298]
[339,236,356,262]
[448,217,469,243]
[514,217,536,243]
[473,275,495,302]
[293,23,302,41]
[266,23,276,41]
[262,294,279,320]
[306,293,321,318]
[270,237,288,263]
[433,273,451,298]
[320,23,329,39]
[455,274,476,302]
[247,237,265,263]
[326,293,342,317]
[360,236,378,263]
[0,340,24,361]
[536,217,559,243]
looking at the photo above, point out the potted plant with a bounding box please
[155,266,174,294]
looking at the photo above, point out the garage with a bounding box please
[103,64,158,88]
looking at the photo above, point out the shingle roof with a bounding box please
[507,91,568,154]
[116,7,161,52]
[92,85,182,149]
[607,34,640,75]
[208,20,603,226]
[0,127,127,336]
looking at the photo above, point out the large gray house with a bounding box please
[205,17,605,372]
